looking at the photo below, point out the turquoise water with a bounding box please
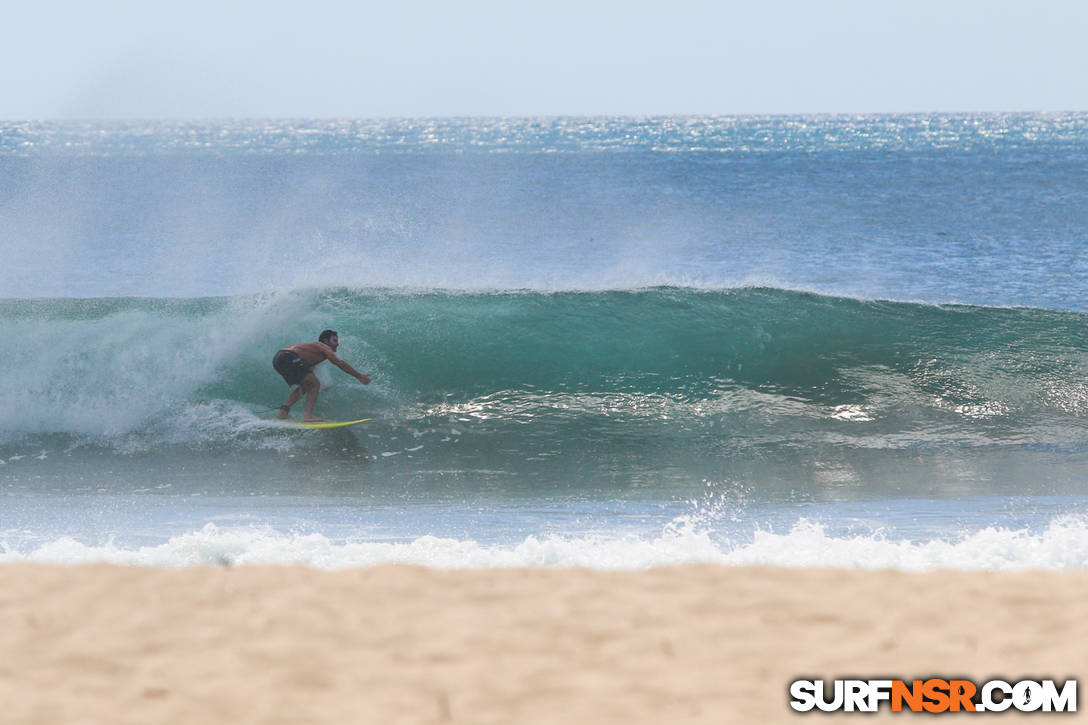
[1,116,1086,569]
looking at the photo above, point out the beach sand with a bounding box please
[1,564,1084,724]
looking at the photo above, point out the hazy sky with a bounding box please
[3,0,1085,118]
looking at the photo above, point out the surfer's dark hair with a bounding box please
[319,329,338,343]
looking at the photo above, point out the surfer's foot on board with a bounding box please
[302,417,326,422]
[277,405,291,419]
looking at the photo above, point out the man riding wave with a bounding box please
[273,329,371,421]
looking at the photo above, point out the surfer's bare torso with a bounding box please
[284,341,342,368]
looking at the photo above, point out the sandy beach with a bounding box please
[0,564,1084,724]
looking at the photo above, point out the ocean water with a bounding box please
[1,114,1086,570]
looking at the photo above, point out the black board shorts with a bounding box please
[273,349,313,386]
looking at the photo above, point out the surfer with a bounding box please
[273,330,371,421]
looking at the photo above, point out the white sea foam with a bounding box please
[4,517,1087,572]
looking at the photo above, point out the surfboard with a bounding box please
[276,418,372,430]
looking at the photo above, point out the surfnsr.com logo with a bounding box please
[789,678,1077,713]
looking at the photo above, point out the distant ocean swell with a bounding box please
[3,287,1086,461]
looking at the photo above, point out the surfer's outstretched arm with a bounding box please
[337,361,371,385]
[324,350,371,384]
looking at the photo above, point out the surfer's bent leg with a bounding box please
[300,373,323,421]
[278,387,303,418]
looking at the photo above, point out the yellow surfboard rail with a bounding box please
[276,418,372,430]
